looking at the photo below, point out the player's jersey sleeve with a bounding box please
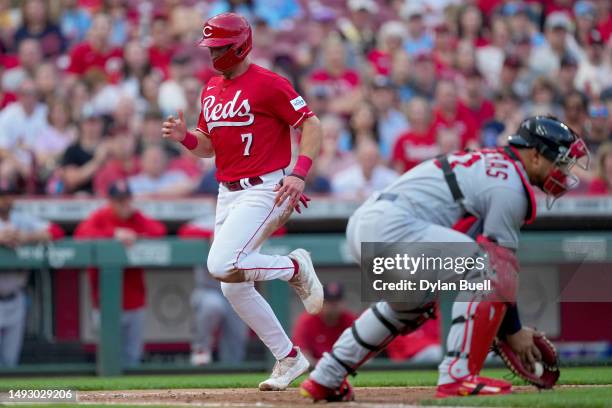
[196,87,210,137]
[266,76,314,128]
[480,186,527,250]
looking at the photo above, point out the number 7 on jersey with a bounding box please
[241,133,253,156]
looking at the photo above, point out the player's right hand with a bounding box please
[162,110,188,143]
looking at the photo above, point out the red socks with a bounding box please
[290,258,299,280]
[285,347,298,358]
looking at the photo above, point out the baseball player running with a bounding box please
[300,116,589,400]
[162,13,324,391]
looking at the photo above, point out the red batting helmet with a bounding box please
[198,13,252,72]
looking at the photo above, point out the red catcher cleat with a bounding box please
[300,378,355,402]
[436,375,512,398]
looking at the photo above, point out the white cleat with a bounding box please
[259,348,310,391]
[288,249,324,314]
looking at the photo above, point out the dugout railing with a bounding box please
[0,233,611,376]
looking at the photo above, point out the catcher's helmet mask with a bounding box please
[508,116,590,208]
[198,13,253,72]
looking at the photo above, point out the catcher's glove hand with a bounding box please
[493,333,560,389]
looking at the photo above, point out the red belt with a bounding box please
[222,176,264,191]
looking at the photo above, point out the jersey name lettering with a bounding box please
[203,90,255,131]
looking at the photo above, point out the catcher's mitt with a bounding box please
[493,334,560,389]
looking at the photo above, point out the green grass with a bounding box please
[0,366,611,391]
[423,386,612,408]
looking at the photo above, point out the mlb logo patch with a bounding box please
[290,96,306,111]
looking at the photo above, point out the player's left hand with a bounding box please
[505,327,543,372]
[274,175,306,211]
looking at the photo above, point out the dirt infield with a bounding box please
[78,385,605,407]
[79,387,433,407]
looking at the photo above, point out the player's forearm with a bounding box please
[297,116,322,161]
[186,129,215,158]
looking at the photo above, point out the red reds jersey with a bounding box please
[74,206,167,310]
[197,64,314,182]
[292,310,356,360]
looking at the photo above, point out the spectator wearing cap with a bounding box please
[13,0,66,58]
[588,142,612,194]
[66,13,123,81]
[74,180,166,367]
[401,2,433,57]
[0,183,61,367]
[585,103,611,153]
[60,107,111,195]
[128,145,194,197]
[292,282,357,364]
[529,11,579,77]
[431,79,480,150]
[367,21,407,77]
[480,90,523,148]
[391,97,438,173]
[556,55,580,99]
[395,52,436,102]
[496,56,530,100]
[458,68,496,131]
[575,30,611,96]
[504,2,545,48]
[369,76,409,159]
[331,138,398,199]
[94,129,140,197]
[431,23,456,71]
[337,0,378,54]
[307,37,362,117]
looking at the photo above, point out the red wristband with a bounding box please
[181,131,199,150]
[292,155,312,179]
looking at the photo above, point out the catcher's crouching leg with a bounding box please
[437,236,519,397]
[304,301,433,400]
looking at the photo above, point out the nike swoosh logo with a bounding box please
[207,86,215,91]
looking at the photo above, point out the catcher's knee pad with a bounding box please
[331,301,433,375]
[445,298,506,380]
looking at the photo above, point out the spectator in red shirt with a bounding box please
[589,142,612,194]
[458,68,495,131]
[367,21,406,77]
[292,282,357,364]
[307,37,362,116]
[74,180,166,366]
[392,97,438,173]
[431,79,479,150]
[66,13,123,81]
[147,15,177,79]
[386,315,442,362]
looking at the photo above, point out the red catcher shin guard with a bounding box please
[467,302,507,375]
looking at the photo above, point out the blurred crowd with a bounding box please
[0,0,611,199]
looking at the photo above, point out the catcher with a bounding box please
[300,116,589,400]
